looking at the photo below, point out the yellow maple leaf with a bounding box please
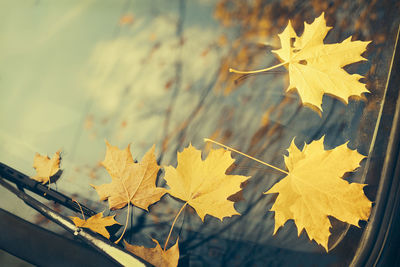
[125,239,179,267]
[32,150,61,184]
[163,144,249,221]
[230,13,370,113]
[92,140,166,211]
[70,212,119,239]
[265,137,372,251]
[273,13,370,112]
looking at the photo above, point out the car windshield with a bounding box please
[0,0,399,266]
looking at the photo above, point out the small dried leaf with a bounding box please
[32,150,61,184]
[125,239,179,267]
[71,212,119,239]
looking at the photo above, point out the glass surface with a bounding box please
[0,0,399,266]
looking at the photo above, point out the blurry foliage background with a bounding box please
[0,0,399,266]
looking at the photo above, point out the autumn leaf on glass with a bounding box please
[161,144,249,254]
[125,239,179,267]
[264,137,372,250]
[164,144,249,221]
[70,212,119,239]
[205,138,372,251]
[230,12,370,113]
[32,150,62,184]
[91,141,166,242]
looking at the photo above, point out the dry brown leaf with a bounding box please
[70,212,119,239]
[92,141,166,211]
[265,137,372,250]
[163,144,250,221]
[32,150,61,184]
[125,239,179,267]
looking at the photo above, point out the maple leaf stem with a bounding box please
[114,180,134,244]
[114,171,138,244]
[229,61,288,75]
[72,199,85,221]
[164,202,187,251]
[115,202,130,244]
[204,138,289,175]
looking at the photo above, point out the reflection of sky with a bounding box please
[0,0,223,190]
[0,1,117,166]
[0,0,398,265]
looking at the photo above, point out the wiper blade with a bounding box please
[0,177,146,267]
[0,162,95,217]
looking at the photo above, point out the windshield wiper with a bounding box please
[0,163,146,267]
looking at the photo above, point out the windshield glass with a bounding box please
[1,0,399,266]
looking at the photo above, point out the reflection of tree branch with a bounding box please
[160,0,186,155]
[157,68,219,170]
[125,209,146,236]
[310,100,336,141]
[182,192,265,251]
